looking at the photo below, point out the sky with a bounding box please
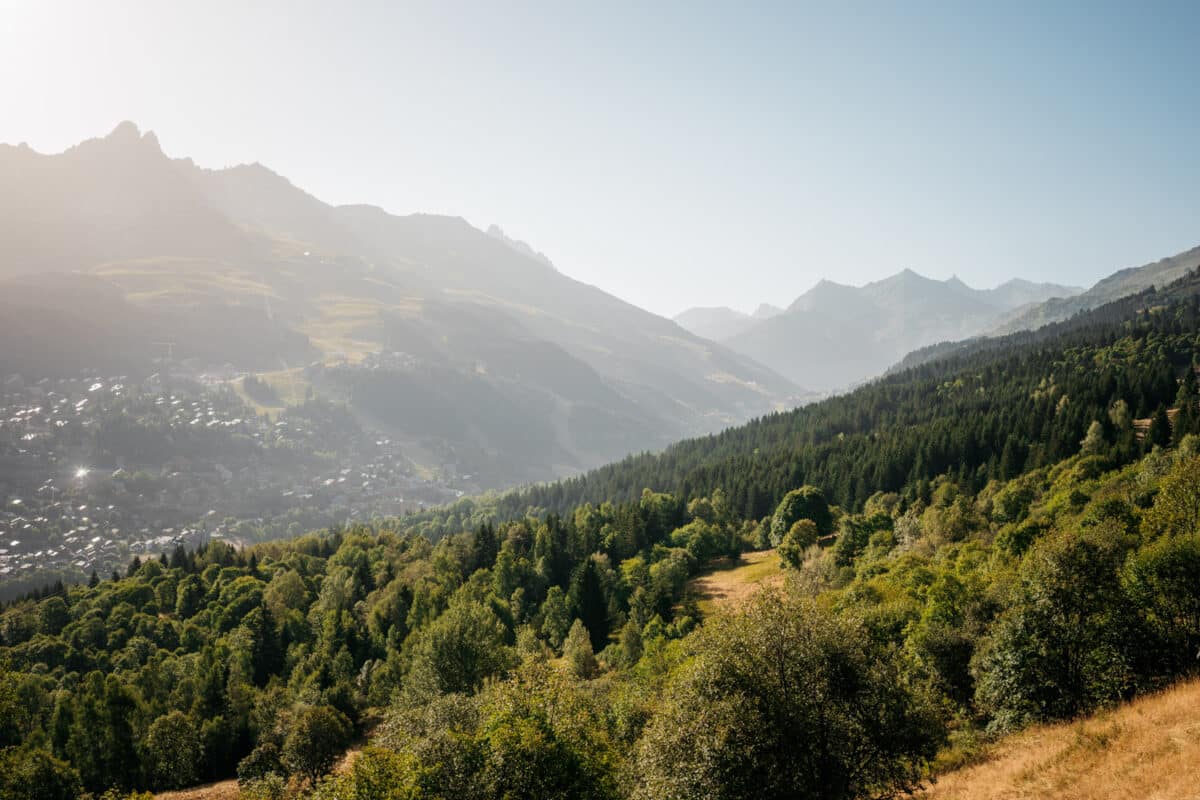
[1,1,1198,317]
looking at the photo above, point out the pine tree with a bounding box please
[1080,420,1106,455]
[569,558,610,652]
[563,618,599,679]
[1148,404,1172,449]
[473,522,499,572]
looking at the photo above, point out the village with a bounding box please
[0,370,462,598]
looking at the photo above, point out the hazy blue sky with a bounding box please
[2,1,1198,316]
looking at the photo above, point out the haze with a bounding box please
[2,0,1197,315]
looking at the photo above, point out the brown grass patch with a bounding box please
[922,678,1200,799]
[155,780,240,800]
[688,549,784,616]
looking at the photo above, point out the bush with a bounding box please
[778,519,819,569]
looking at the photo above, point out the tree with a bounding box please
[1147,404,1172,449]
[382,672,619,800]
[144,710,204,789]
[237,742,285,785]
[769,486,832,547]
[1079,420,1106,456]
[540,586,571,650]
[38,596,70,635]
[309,747,418,800]
[281,704,352,785]
[175,574,205,619]
[973,524,1137,728]
[0,747,83,800]
[618,618,643,667]
[1124,533,1200,675]
[568,558,610,652]
[563,619,599,679]
[473,522,499,572]
[635,590,942,800]
[778,519,819,570]
[406,599,514,698]
[1141,456,1200,539]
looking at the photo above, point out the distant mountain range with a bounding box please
[893,243,1200,373]
[0,122,802,487]
[676,271,1082,391]
[672,303,783,341]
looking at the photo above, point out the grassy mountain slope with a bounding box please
[923,678,1200,800]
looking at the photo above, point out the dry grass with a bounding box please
[154,746,367,800]
[688,549,784,616]
[155,780,240,800]
[922,678,1200,800]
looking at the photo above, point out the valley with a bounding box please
[5,251,1200,799]
[1,13,1198,795]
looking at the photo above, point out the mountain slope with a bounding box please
[720,270,1079,391]
[0,123,801,486]
[922,678,1200,800]
[673,306,760,341]
[993,243,1200,334]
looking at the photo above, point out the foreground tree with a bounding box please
[973,523,1136,728]
[373,665,620,800]
[635,590,942,800]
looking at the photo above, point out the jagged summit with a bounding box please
[92,120,163,155]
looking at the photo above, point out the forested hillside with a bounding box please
[429,268,1200,535]
[3,271,1200,800]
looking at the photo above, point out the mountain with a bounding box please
[673,306,758,340]
[992,244,1200,334]
[717,270,1080,391]
[673,302,784,341]
[0,122,801,487]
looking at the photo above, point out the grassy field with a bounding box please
[921,677,1200,799]
[229,368,312,419]
[687,549,784,616]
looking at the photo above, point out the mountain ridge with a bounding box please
[673,270,1082,391]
